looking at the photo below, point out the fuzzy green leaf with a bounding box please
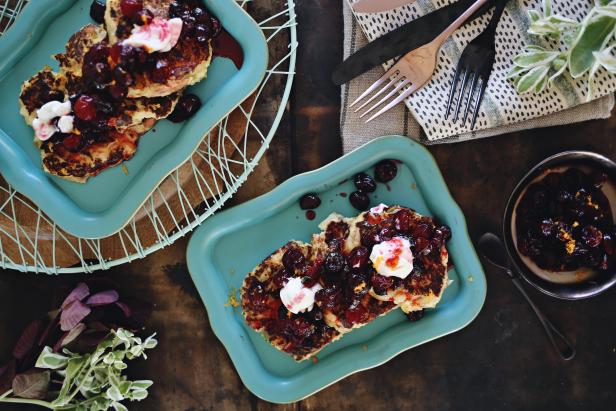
[36,346,70,370]
[569,15,616,77]
[112,402,128,411]
[593,47,616,71]
[516,65,550,93]
[513,50,559,68]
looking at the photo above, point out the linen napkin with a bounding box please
[341,0,615,151]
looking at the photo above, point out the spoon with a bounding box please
[478,232,576,361]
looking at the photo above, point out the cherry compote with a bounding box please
[167,94,202,122]
[515,167,615,272]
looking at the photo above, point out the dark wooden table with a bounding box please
[3,1,616,410]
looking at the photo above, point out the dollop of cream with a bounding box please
[370,237,414,279]
[123,17,183,53]
[57,115,74,133]
[279,277,322,314]
[32,100,72,141]
[370,203,388,214]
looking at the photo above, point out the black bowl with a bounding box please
[503,151,616,300]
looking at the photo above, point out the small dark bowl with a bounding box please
[503,151,616,300]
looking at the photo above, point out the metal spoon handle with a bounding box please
[511,277,576,361]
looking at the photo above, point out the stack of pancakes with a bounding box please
[19,0,213,182]
[241,205,450,361]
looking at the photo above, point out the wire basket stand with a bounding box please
[0,0,297,274]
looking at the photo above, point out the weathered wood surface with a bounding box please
[2,0,616,410]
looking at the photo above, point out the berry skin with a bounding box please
[353,172,377,192]
[299,193,321,210]
[349,191,370,211]
[120,0,143,19]
[74,95,97,121]
[375,159,398,182]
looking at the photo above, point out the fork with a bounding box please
[445,0,509,129]
[351,0,490,123]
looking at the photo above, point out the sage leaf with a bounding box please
[595,5,616,19]
[112,401,129,411]
[513,51,559,68]
[12,320,42,360]
[36,346,69,369]
[106,386,124,402]
[528,9,542,22]
[131,380,153,390]
[86,290,120,307]
[516,65,550,93]
[593,46,616,71]
[569,15,616,77]
[61,283,90,309]
[60,300,91,332]
[12,371,50,399]
[130,389,148,401]
[55,323,87,351]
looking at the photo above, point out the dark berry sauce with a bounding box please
[314,207,451,327]
[515,167,615,272]
[168,94,202,122]
[213,29,244,69]
[50,0,224,151]
[306,210,316,221]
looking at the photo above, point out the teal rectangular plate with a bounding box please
[0,0,268,239]
[186,136,487,403]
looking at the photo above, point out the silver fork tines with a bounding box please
[351,0,491,123]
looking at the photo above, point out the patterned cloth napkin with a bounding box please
[341,0,615,151]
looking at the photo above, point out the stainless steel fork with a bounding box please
[350,0,489,123]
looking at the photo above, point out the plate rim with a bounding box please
[186,135,487,403]
[0,0,269,239]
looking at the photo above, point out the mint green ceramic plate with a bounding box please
[186,136,487,403]
[0,0,268,239]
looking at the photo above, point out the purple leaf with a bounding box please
[12,370,50,400]
[12,320,42,360]
[0,360,16,392]
[115,301,132,317]
[53,323,86,352]
[85,290,119,307]
[61,282,90,309]
[60,300,91,332]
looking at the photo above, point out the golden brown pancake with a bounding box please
[241,241,341,361]
[104,0,213,98]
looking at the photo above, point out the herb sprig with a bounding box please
[508,0,616,100]
[0,281,156,410]
[1,329,157,411]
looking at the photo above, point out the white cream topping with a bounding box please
[279,277,322,314]
[57,115,74,133]
[370,203,388,214]
[370,237,414,279]
[122,17,183,53]
[36,100,71,121]
[32,100,72,141]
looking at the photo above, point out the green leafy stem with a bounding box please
[0,328,157,411]
[508,0,616,100]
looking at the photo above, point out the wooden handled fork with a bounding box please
[351,0,490,122]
